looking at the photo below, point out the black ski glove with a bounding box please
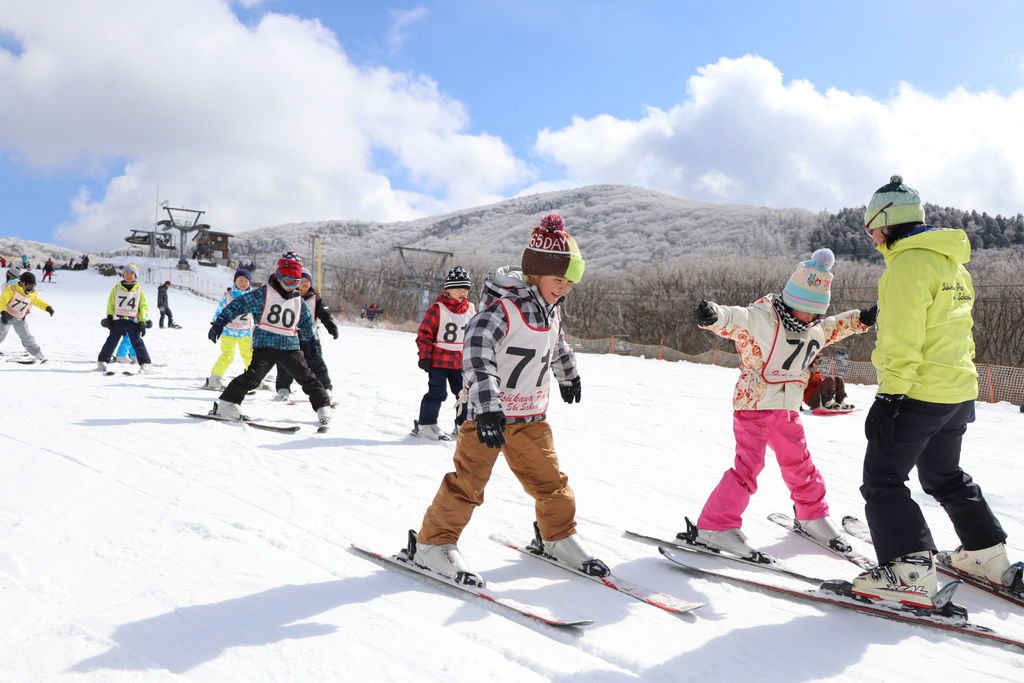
[0,311,10,324]
[864,394,906,446]
[328,324,339,340]
[106,314,114,327]
[208,322,224,343]
[146,320,153,328]
[100,317,110,328]
[695,299,718,326]
[418,357,431,372]
[46,306,54,316]
[559,377,581,404]
[138,321,147,337]
[475,411,507,449]
[859,305,878,327]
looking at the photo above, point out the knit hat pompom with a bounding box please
[810,248,835,272]
[521,212,586,283]
[782,248,835,315]
[538,213,565,232]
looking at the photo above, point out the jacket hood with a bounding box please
[481,266,531,306]
[878,226,971,265]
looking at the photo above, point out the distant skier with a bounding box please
[97,264,153,373]
[803,357,853,410]
[0,271,53,363]
[204,269,254,390]
[207,255,332,430]
[411,266,475,441]
[412,213,607,585]
[686,248,876,560]
[42,258,55,283]
[272,270,339,403]
[157,280,179,328]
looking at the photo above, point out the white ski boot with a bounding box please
[695,527,761,559]
[316,406,332,431]
[138,364,153,374]
[97,361,108,373]
[204,374,224,390]
[536,524,610,577]
[851,551,937,608]
[272,388,290,402]
[411,420,451,442]
[795,516,853,552]
[950,543,1013,585]
[410,532,483,586]
[209,400,244,421]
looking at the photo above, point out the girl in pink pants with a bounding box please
[686,248,876,560]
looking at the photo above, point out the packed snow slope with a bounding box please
[1,269,1022,682]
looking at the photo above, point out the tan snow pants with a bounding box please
[418,419,577,545]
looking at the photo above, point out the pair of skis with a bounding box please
[353,530,705,628]
[631,515,1024,651]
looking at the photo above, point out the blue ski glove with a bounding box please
[208,322,224,343]
[864,394,905,446]
[559,377,581,404]
[475,411,507,449]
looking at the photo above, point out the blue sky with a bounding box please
[2,0,1023,250]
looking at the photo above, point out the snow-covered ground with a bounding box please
[2,268,1022,682]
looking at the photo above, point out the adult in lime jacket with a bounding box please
[0,271,53,362]
[97,264,152,372]
[851,176,1018,608]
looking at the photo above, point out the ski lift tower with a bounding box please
[395,246,453,320]
[157,204,208,269]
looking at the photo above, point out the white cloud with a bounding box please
[535,55,1024,217]
[0,0,528,250]
[387,7,428,54]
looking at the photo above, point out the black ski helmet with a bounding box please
[19,271,36,286]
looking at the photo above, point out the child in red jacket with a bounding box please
[412,266,476,441]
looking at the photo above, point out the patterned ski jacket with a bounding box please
[1,283,51,320]
[213,285,254,338]
[700,293,869,411]
[416,293,476,370]
[214,276,314,351]
[873,227,978,402]
[464,266,578,424]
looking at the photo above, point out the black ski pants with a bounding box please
[276,338,332,392]
[860,398,1006,564]
[221,346,329,409]
[98,319,151,365]
[158,305,174,327]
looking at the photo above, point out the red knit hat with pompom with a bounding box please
[276,257,303,279]
[521,213,585,283]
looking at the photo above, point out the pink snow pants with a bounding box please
[697,410,829,530]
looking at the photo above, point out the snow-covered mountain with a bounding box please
[230,185,820,271]
[1,265,1022,681]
